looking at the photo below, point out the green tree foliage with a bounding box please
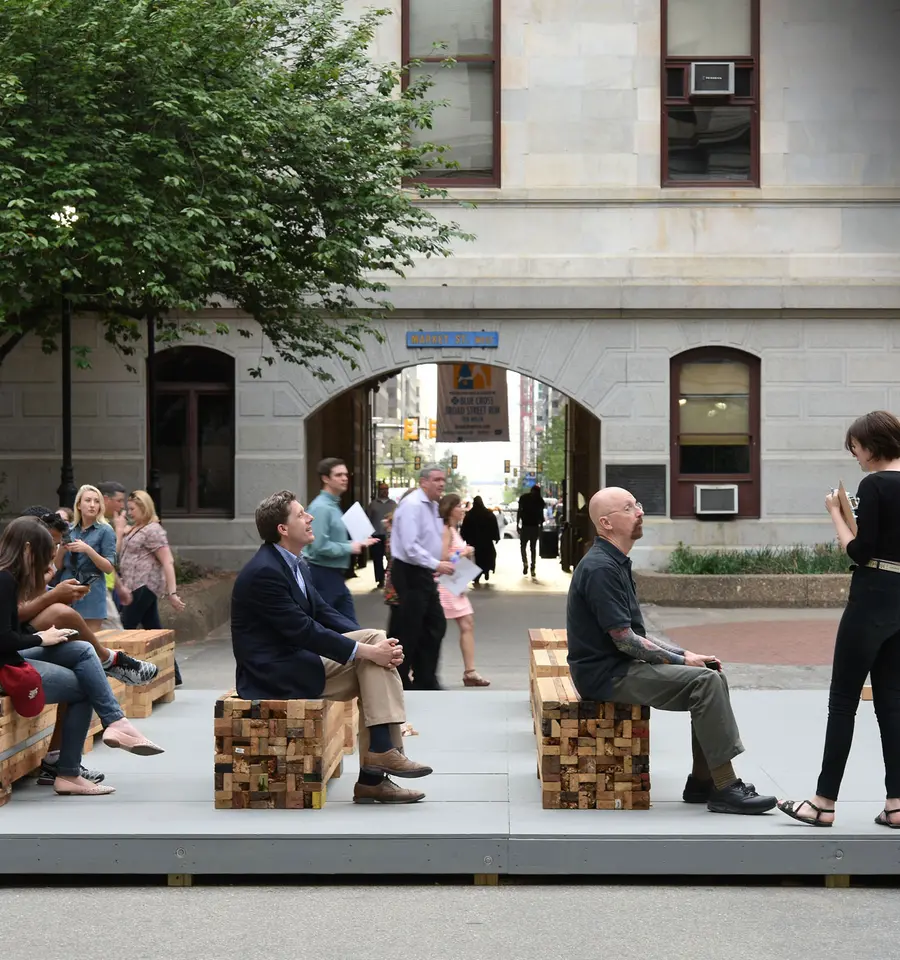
[437,451,467,496]
[535,413,566,494]
[375,437,419,488]
[0,0,467,374]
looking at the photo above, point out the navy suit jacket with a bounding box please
[231,543,359,699]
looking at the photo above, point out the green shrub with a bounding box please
[174,554,208,585]
[665,542,850,575]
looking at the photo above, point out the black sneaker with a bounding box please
[683,774,757,804]
[106,651,158,686]
[37,760,105,786]
[707,779,776,815]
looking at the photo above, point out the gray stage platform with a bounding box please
[1,690,897,879]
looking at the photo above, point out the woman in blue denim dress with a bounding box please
[63,485,117,631]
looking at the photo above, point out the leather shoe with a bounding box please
[362,748,432,779]
[707,779,776,815]
[353,777,424,804]
[683,774,756,804]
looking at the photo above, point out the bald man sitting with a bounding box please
[566,487,776,816]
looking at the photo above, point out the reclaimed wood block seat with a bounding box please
[1,677,127,808]
[528,628,569,650]
[97,628,176,718]
[534,674,651,810]
[214,691,353,809]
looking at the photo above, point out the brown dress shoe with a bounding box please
[362,748,433,778]
[353,777,425,804]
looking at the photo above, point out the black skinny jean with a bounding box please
[390,558,446,691]
[817,567,900,800]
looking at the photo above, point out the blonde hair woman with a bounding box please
[62,484,116,632]
[118,491,185,632]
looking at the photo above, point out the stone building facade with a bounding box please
[1,0,898,569]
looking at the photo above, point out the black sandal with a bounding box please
[874,809,900,829]
[777,799,835,827]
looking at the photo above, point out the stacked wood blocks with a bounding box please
[99,629,176,718]
[534,675,651,810]
[214,692,346,809]
[344,699,359,755]
[528,628,568,649]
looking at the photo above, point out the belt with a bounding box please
[865,559,900,574]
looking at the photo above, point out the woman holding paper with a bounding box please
[437,494,490,687]
[778,410,900,829]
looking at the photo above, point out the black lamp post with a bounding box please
[56,288,76,509]
[146,315,162,515]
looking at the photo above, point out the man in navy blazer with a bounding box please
[231,490,432,803]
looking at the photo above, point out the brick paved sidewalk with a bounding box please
[665,619,841,666]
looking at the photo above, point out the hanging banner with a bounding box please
[437,363,510,443]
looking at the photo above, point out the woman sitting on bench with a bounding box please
[0,517,164,797]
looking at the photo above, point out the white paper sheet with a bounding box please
[341,502,375,542]
[438,556,481,596]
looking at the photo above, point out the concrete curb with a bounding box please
[159,573,235,641]
[634,572,851,608]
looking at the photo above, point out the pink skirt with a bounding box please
[438,584,473,619]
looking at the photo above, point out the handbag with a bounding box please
[0,661,47,717]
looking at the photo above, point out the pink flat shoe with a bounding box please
[102,719,165,756]
[55,778,116,797]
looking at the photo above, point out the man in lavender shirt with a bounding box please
[390,465,456,690]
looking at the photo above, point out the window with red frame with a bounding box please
[402,0,500,185]
[662,0,759,186]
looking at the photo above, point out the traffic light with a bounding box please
[428,418,437,439]
[451,454,458,470]
[504,459,510,474]
[414,455,422,471]
[538,461,544,472]
[513,467,518,478]
[403,417,419,441]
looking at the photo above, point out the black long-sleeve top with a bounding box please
[845,471,900,565]
[0,570,40,667]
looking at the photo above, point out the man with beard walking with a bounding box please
[566,486,777,816]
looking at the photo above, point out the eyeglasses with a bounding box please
[600,502,643,518]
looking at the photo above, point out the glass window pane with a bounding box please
[666,106,752,182]
[409,0,493,56]
[666,67,685,98]
[157,346,233,384]
[680,443,750,474]
[667,0,752,56]
[410,64,494,177]
[156,393,189,511]
[197,393,234,512]
[679,397,749,436]
[735,66,752,97]
[680,360,749,396]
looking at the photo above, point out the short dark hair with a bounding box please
[20,505,68,535]
[845,411,900,462]
[97,481,126,497]
[255,490,297,543]
[318,458,346,483]
[439,493,461,523]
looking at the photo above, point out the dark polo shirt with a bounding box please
[566,537,643,700]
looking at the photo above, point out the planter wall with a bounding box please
[159,573,235,641]
[634,572,851,608]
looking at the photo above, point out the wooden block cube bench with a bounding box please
[97,628,176,718]
[528,628,568,650]
[530,646,570,724]
[534,674,651,811]
[214,692,350,809]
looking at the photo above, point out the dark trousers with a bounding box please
[817,568,900,800]
[370,536,387,585]
[391,558,446,690]
[121,586,182,685]
[307,564,360,628]
[520,526,540,570]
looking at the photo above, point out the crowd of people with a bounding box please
[0,482,185,796]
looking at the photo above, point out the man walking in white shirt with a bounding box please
[390,465,455,690]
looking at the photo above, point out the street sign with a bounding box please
[406,331,499,348]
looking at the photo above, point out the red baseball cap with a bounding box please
[0,662,46,718]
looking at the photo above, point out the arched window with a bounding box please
[153,346,235,516]
[670,347,760,518]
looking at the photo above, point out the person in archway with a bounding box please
[517,484,545,577]
[366,482,396,589]
[460,496,499,586]
[567,485,777,816]
[304,458,377,626]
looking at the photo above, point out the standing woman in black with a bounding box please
[779,411,900,828]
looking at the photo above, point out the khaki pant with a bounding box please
[609,662,745,771]
[321,629,406,758]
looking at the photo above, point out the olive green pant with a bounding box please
[609,663,745,771]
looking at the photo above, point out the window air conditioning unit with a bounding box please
[694,484,739,515]
[690,62,735,96]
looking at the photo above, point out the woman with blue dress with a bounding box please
[63,485,117,632]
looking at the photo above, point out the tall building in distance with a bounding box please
[372,367,422,475]
[519,376,536,477]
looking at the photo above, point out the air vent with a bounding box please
[694,484,739,515]
[690,62,735,96]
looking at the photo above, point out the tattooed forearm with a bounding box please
[646,634,685,656]
[609,627,686,665]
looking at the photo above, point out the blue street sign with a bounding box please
[406,331,499,348]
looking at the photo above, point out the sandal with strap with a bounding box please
[463,670,491,687]
[777,798,834,827]
[874,808,900,829]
